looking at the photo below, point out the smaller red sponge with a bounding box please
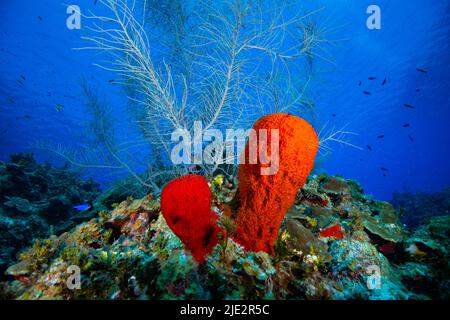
[161,174,222,263]
[319,223,345,239]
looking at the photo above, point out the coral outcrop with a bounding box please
[0,153,101,278]
[2,172,447,300]
[399,215,450,299]
[391,188,450,227]
[234,114,319,254]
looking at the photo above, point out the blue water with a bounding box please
[0,0,449,201]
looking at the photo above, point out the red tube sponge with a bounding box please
[161,174,221,263]
[234,113,319,254]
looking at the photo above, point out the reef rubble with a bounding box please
[0,172,448,300]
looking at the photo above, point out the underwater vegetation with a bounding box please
[0,153,101,278]
[1,170,448,300]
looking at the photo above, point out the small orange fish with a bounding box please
[319,223,345,239]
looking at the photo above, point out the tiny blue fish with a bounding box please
[73,203,91,211]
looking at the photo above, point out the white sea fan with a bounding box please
[39,0,336,193]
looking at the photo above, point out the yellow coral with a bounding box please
[280,230,291,242]
[212,174,224,188]
[306,216,318,229]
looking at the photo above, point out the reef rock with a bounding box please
[329,238,410,299]
[391,188,450,227]
[0,173,448,300]
[0,153,101,278]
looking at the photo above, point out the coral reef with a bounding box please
[0,153,101,278]
[391,188,450,227]
[234,114,319,254]
[400,215,450,299]
[2,172,447,300]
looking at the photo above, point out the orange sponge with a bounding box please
[234,113,319,254]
